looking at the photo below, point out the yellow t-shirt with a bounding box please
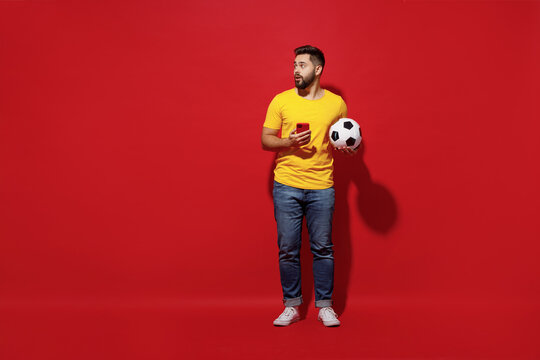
[263,88,348,189]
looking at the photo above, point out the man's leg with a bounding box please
[305,186,335,308]
[273,181,304,307]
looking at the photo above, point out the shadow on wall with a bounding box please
[264,85,398,318]
[332,140,398,316]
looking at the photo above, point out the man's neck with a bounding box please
[296,81,324,100]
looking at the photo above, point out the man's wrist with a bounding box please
[282,137,293,148]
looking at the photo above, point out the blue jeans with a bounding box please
[272,181,335,308]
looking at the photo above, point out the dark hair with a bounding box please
[294,45,325,72]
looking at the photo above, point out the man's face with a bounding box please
[294,54,317,90]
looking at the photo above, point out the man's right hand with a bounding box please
[287,129,311,147]
[261,126,311,152]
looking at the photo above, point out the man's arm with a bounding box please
[261,127,311,152]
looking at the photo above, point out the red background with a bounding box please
[1,0,539,359]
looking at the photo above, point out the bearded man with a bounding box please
[261,45,357,327]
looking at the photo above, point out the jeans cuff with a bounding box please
[283,296,303,307]
[315,299,333,308]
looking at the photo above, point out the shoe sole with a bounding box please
[318,319,340,327]
[273,317,300,327]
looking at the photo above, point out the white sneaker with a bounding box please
[318,307,341,327]
[273,306,300,326]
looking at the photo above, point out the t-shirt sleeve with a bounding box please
[263,96,282,129]
[339,97,348,118]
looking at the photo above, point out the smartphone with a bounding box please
[296,123,310,133]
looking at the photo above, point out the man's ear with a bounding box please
[315,65,323,76]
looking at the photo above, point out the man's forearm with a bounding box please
[262,134,292,152]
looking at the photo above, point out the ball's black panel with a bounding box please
[358,127,362,136]
[343,121,353,130]
[331,131,340,141]
[346,137,356,147]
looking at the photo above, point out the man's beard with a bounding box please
[295,70,316,89]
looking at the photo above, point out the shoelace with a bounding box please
[280,307,296,319]
[321,307,338,318]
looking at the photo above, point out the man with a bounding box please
[261,45,357,327]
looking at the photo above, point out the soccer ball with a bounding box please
[329,118,362,149]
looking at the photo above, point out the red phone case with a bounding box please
[296,123,310,133]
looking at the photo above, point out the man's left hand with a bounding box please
[335,146,359,156]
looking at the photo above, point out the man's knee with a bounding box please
[310,243,334,259]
